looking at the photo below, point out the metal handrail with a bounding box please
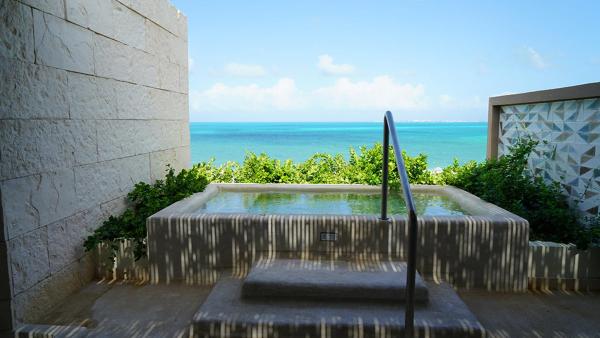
[379,111,418,337]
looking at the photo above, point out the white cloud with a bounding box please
[191,78,303,112]
[314,76,427,110]
[224,62,267,77]
[526,47,548,69]
[317,54,355,75]
[190,75,433,120]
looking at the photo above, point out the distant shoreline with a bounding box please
[190,121,488,123]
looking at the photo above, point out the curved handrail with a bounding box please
[380,111,418,337]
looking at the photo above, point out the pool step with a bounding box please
[242,259,429,303]
[192,276,485,338]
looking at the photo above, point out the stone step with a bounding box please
[193,277,485,338]
[241,259,428,303]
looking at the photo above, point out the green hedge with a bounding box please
[85,140,599,260]
[195,143,434,187]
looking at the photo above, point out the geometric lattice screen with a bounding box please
[498,98,600,217]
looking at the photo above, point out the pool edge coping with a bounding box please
[149,183,528,223]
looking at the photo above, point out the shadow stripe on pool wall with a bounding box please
[146,183,529,291]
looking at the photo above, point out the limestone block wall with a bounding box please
[0,0,188,330]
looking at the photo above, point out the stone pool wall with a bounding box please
[0,0,188,330]
[528,241,600,291]
[146,184,530,291]
[99,240,600,292]
[147,214,529,291]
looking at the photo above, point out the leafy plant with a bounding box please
[84,166,208,260]
[442,138,595,249]
[197,143,434,187]
[297,153,347,184]
[580,216,600,248]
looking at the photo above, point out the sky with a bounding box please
[170,1,600,122]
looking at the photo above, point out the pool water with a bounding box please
[197,191,466,216]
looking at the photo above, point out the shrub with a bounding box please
[84,166,208,260]
[198,143,434,187]
[343,143,434,187]
[443,138,595,249]
[236,153,287,183]
[297,153,347,184]
[581,216,600,248]
[193,159,238,183]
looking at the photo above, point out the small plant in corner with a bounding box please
[84,165,208,261]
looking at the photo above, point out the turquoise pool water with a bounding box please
[197,191,466,216]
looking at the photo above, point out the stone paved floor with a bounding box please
[459,290,600,338]
[33,281,600,337]
[37,281,211,337]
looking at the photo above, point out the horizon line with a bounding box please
[188,120,488,123]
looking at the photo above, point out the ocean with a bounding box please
[190,122,488,169]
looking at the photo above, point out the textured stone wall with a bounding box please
[0,0,188,330]
[146,184,530,292]
[498,99,600,217]
[528,241,600,291]
[147,213,530,291]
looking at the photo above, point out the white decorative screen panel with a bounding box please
[498,98,600,217]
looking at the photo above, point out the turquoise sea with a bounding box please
[190,122,488,169]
